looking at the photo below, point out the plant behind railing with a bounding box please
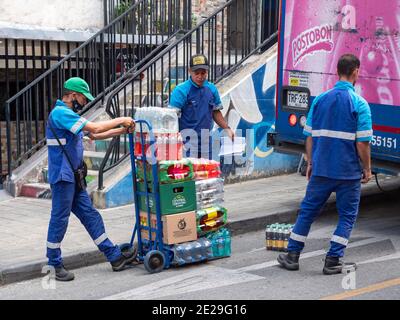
[98,0,281,189]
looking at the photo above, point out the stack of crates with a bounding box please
[133,108,231,267]
[134,108,198,249]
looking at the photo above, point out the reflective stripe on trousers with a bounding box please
[46,181,121,266]
[287,176,361,258]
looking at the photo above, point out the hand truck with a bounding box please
[123,120,174,273]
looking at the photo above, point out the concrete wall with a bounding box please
[0,0,103,31]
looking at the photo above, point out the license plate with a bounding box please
[287,91,309,109]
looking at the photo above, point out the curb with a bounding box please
[1,187,398,287]
[0,252,106,286]
[229,187,399,235]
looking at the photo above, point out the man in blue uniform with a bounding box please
[169,54,234,159]
[46,77,136,281]
[277,54,373,275]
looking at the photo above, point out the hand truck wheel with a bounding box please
[119,242,139,264]
[144,250,166,273]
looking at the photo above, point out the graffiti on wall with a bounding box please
[213,54,301,179]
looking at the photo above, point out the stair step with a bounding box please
[87,170,99,176]
[42,167,99,184]
[83,151,106,170]
[41,167,49,183]
[83,137,97,152]
[83,150,107,158]
[20,183,52,199]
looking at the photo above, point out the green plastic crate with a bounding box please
[138,180,196,215]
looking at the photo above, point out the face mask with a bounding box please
[72,99,84,113]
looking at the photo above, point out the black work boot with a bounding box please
[323,256,357,275]
[277,251,300,271]
[54,265,75,281]
[110,249,137,272]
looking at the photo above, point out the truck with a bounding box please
[269,0,400,176]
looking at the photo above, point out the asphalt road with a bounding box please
[1,196,399,301]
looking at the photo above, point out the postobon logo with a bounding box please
[178,219,187,230]
[292,24,334,67]
[172,195,186,208]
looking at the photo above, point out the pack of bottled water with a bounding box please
[195,178,225,210]
[172,238,213,266]
[134,107,179,133]
[206,228,231,258]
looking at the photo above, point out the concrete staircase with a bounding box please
[19,137,125,200]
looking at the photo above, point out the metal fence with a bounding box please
[98,0,281,189]
[2,0,192,183]
[0,39,82,180]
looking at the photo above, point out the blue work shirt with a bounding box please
[46,100,88,184]
[169,78,222,157]
[303,81,372,180]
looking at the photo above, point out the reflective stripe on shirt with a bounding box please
[70,117,87,134]
[312,129,356,141]
[356,130,373,138]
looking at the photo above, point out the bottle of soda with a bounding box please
[266,225,272,250]
[177,134,183,160]
[283,227,290,252]
[271,225,278,251]
[279,225,285,252]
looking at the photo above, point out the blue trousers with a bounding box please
[288,176,361,258]
[46,181,121,266]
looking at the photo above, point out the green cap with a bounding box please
[64,77,95,101]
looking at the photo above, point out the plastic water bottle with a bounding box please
[223,229,231,256]
[192,240,203,262]
[202,237,213,260]
[184,242,194,264]
[173,244,186,266]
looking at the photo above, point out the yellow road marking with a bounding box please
[320,278,400,300]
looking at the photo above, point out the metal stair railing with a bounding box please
[97,0,281,190]
[2,0,192,183]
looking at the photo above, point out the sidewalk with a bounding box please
[0,173,399,286]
